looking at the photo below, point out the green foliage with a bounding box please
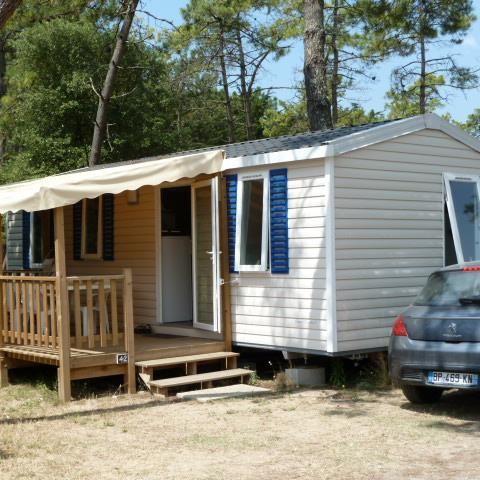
[260,97,309,137]
[175,0,289,140]
[385,75,445,118]
[359,0,478,112]
[0,3,277,184]
[358,0,476,55]
[455,109,480,138]
[261,97,384,136]
[0,16,175,181]
[336,104,385,126]
[329,358,346,388]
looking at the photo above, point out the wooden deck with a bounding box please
[0,334,225,379]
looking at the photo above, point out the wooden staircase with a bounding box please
[135,351,253,397]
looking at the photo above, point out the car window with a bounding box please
[414,271,480,306]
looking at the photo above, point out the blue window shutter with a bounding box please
[226,175,238,273]
[270,169,289,274]
[102,194,115,261]
[73,201,82,260]
[22,211,30,270]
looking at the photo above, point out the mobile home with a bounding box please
[0,113,479,400]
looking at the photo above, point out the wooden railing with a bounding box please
[67,275,125,349]
[0,271,134,353]
[0,275,59,347]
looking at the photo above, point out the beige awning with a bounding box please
[0,149,224,213]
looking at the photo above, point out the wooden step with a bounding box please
[135,351,239,374]
[148,368,253,396]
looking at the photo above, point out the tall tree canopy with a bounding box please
[0,0,477,184]
[359,0,478,114]
[176,0,288,142]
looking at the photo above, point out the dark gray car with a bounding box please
[389,263,480,403]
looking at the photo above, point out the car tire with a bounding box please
[401,384,444,404]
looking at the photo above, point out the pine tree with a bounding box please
[359,0,477,114]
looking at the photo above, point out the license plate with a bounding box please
[427,371,478,387]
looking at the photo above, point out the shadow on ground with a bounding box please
[401,389,480,433]
[0,397,171,426]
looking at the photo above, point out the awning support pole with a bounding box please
[54,207,71,402]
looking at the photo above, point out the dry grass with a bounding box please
[1,379,480,480]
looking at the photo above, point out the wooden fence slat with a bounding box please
[28,283,35,345]
[2,282,7,343]
[74,281,82,348]
[35,283,41,344]
[42,283,49,347]
[86,280,94,348]
[110,280,118,346]
[0,282,8,342]
[98,280,107,348]
[15,282,21,344]
[49,283,57,349]
[8,283,14,343]
[21,282,27,345]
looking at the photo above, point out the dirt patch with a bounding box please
[1,384,480,479]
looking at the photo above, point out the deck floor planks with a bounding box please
[0,334,226,369]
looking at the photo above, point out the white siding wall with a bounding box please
[334,129,480,352]
[231,161,328,352]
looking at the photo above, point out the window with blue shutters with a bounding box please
[231,169,289,274]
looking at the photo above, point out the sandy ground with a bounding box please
[1,382,480,480]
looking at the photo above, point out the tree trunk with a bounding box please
[89,0,139,167]
[419,34,426,114]
[304,0,332,131]
[0,33,7,163]
[330,0,340,125]
[236,28,254,140]
[418,0,427,115]
[0,0,21,30]
[219,23,236,143]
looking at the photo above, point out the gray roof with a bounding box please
[89,118,398,171]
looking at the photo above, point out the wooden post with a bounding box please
[219,175,233,352]
[54,207,71,403]
[123,268,136,394]
[0,214,7,387]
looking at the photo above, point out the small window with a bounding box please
[29,211,54,269]
[161,187,191,236]
[235,172,269,271]
[82,197,102,259]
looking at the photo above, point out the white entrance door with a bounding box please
[191,178,222,332]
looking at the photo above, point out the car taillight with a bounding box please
[392,314,408,337]
[464,267,480,271]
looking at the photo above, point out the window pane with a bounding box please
[194,185,214,326]
[414,271,480,306]
[240,179,264,266]
[31,212,43,265]
[85,198,99,255]
[450,181,480,261]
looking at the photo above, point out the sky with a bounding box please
[141,0,480,122]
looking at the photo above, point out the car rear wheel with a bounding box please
[401,384,444,404]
